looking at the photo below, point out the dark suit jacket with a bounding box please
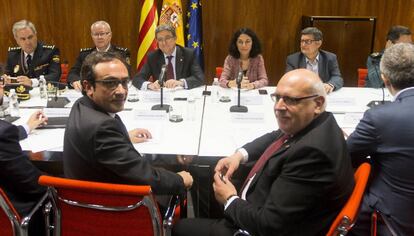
[63,96,185,195]
[347,88,414,235]
[6,42,61,82]
[286,50,343,90]
[225,112,354,236]
[132,45,204,89]
[0,120,46,216]
[67,45,131,84]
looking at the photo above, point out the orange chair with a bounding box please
[326,163,371,236]
[0,187,48,236]
[215,66,223,78]
[60,62,69,84]
[357,68,368,87]
[38,175,178,236]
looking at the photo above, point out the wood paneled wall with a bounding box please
[1,0,414,85]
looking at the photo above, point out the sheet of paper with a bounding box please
[20,129,64,152]
[43,108,71,117]
[231,112,264,123]
[234,95,264,105]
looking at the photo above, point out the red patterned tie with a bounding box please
[241,134,290,192]
[166,55,174,80]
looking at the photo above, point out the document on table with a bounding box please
[20,129,64,152]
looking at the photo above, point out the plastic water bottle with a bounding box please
[39,75,47,99]
[9,89,20,117]
[211,77,220,103]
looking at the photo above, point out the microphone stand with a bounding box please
[152,66,170,112]
[367,58,391,108]
[230,72,248,113]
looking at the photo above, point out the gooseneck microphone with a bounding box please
[230,70,248,113]
[46,81,71,108]
[367,57,391,108]
[152,64,170,111]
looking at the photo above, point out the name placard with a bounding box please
[235,95,264,106]
[134,110,167,121]
[231,112,264,123]
[43,108,71,117]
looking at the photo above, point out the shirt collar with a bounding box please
[97,44,111,52]
[393,86,414,101]
[305,53,319,64]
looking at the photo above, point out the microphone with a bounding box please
[366,57,391,108]
[151,64,170,111]
[158,64,167,85]
[230,69,248,113]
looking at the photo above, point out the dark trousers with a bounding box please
[172,218,238,236]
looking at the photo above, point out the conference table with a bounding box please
[11,85,390,217]
[14,85,391,157]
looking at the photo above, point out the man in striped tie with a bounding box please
[173,69,354,236]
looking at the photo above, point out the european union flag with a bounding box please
[186,0,203,68]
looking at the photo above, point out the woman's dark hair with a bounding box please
[228,28,262,58]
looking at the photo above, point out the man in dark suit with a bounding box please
[67,20,130,91]
[347,43,414,236]
[4,19,61,87]
[132,24,204,90]
[63,51,193,195]
[286,27,343,93]
[365,25,412,88]
[173,69,354,236]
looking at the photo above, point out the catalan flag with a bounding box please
[186,0,203,68]
[137,0,158,70]
[159,0,185,47]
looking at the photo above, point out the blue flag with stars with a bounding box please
[186,0,203,68]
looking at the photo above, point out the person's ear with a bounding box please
[82,80,93,96]
[314,96,325,115]
[381,73,391,87]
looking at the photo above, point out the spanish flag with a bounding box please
[137,0,158,70]
[159,0,185,47]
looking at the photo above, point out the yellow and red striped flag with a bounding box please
[159,0,185,47]
[136,0,158,70]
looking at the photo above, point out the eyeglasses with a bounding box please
[300,39,319,45]
[94,78,129,90]
[92,32,111,38]
[271,93,319,106]
[156,36,175,43]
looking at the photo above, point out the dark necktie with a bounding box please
[240,134,290,192]
[166,55,175,80]
[26,54,32,70]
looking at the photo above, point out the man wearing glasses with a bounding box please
[173,69,354,236]
[67,21,130,91]
[63,51,193,196]
[132,24,204,90]
[286,27,343,93]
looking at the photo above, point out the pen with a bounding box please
[38,114,43,121]
[219,173,227,184]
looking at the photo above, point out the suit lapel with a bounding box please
[299,54,307,68]
[247,142,291,192]
[318,52,325,80]
[175,46,184,79]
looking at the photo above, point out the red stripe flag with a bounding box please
[137,0,158,70]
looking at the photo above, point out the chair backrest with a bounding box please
[38,175,163,236]
[215,66,223,78]
[326,163,371,236]
[0,188,21,236]
[357,68,368,87]
[60,63,69,84]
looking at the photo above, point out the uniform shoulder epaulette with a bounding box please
[42,45,56,49]
[114,46,129,52]
[370,52,382,58]
[80,47,93,52]
[8,46,21,52]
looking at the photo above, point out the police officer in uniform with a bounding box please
[67,20,130,91]
[366,26,412,88]
[4,20,61,87]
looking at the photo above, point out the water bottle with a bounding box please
[39,75,47,99]
[9,89,20,117]
[211,77,220,103]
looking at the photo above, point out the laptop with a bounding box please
[38,116,68,129]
